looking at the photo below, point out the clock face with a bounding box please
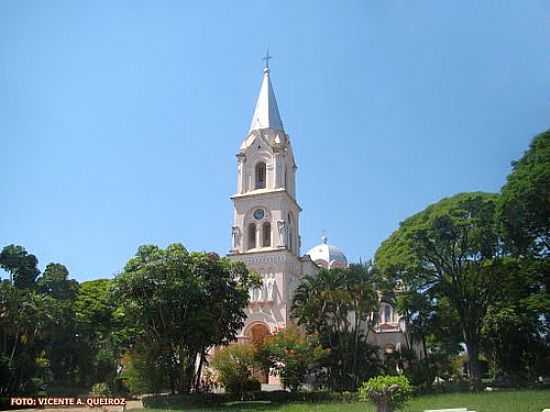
[254,209,265,220]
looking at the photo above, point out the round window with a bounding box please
[253,209,265,220]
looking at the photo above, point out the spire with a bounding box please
[249,51,284,133]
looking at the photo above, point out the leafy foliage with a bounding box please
[73,279,120,388]
[480,258,550,381]
[90,382,111,396]
[256,326,327,391]
[0,245,40,289]
[495,130,550,372]
[0,282,56,394]
[210,344,260,396]
[0,246,64,395]
[291,264,381,391]
[121,344,166,395]
[113,244,259,394]
[498,130,550,258]
[359,375,412,412]
[375,192,502,389]
[37,263,81,384]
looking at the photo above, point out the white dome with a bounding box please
[306,235,348,269]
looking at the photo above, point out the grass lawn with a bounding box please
[141,389,550,412]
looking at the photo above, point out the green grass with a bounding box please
[141,389,550,412]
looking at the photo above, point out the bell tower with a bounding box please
[228,57,317,365]
[230,60,301,257]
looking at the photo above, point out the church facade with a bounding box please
[227,61,409,384]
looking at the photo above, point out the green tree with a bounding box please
[497,130,550,355]
[113,244,259,394]
[121,343,168,395]
[0,245,52,395]
[0,244,40,289]
[385,280,462,389]
[291,264,381,391]
[37,263,78,301]
[480,258,549,381]
[498,130,550,258]
[0,282,56,395]
[35,263,81,383]
[73,279,120,388]
[256,326,326,392]
[375,192,502,390]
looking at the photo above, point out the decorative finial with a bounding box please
[262,49,272,72]
[321,230,328,244]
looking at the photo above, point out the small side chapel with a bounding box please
[227,58,408,384]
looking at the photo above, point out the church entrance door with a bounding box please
[248,323,270,384]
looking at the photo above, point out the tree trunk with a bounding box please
[8,331,19,368]
[376,400,392,412]
[194,352,205,392]
[351,318,360,391]
[421,333,433,389]
[466,342,482,391]
[421,333,428,363]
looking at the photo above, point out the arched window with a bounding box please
[262,222,271,247]
[248,223,256,250]
[255,162,266,189]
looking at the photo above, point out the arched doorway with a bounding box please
[249,323,270,345]
[247,323,270,383]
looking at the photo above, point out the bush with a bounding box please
[90,382,111,396]
[211,343,259,397]
[247,377,262,392]
[224,376,261,394]
[256,326,326,392]
[359,375,412,412]
[121,347,166,395]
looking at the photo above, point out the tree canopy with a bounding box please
[113,243,259,393]
[0,244,40,289]
[375,192,502,388]
[498,130,550,258]
[257,326,326,392]
[291,264,381,391]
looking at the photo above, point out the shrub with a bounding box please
[359,375,412,412]
[211,343,259,398]
[90,382,111,396]
[256,326,327,392]
[121,347,167,395]
[238,377,261,393]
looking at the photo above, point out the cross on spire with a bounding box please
[249,50,284,132]
[262,49,272,69]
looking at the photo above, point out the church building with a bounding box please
[227,59,408,384]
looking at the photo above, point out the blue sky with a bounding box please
[1,1,549,281]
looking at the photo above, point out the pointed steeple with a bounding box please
[249,53,284,133]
